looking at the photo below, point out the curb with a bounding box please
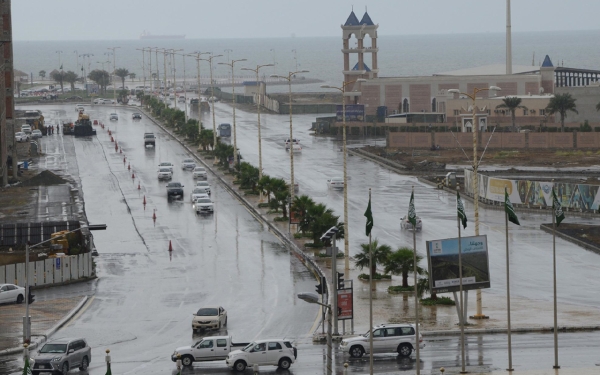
[539,224,600,255]
[138,108,328,283]
[0,295,90,356]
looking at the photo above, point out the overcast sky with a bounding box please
[13,0,600,41]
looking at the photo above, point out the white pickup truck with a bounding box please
[171,336,249,367]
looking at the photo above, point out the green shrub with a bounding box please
[305,242,324,248]
[358,273,391,280]
[317,252,345,258]
[274,217,288,222]
[293,232,304,239]
[420,296,456,306]
[388,285,415,293]
[258,203,270,208]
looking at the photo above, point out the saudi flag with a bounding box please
[105,365,112,375]
[505,188,520,226]
[22,357,32,375]
[408,191,417,227]
[552,188,565,226]
[457,191,467,229]
[59,64,63,70]
[364,197,373,236]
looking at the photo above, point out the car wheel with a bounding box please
[16,294,24,304]
[278,357,291,370]
[234,360,247,372]
[79,356,89,371]
[398,343,412,357]
[349,345,364,358]
[181,355,193,367]
[61,361,69,374]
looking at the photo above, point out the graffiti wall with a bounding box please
[463,170,600,210]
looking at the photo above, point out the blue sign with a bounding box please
[336,105,365,122]
[56,258,61,270]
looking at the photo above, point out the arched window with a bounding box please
[431,98,437,112]
[402,98,409,113]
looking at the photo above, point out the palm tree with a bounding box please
[546,93,578,132]
[384,247,425,287]
[495,97,527,129]
[307,203,340,243]
[257,176,273,203]
[128,73,136,82]
[270,178,290,217]
[39,70,46,80]
[355,240,392,276]
[291,195,315,235]
[114,68,130,89]
[51,71,66,93]
[63,71,79,91]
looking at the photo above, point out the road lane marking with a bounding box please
[64,296,95,328]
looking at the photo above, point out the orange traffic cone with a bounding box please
[137,181,141,190]
[143,195,146,206]
[132,171,135,179]
[168,240,173,252]
[128,163,131,170]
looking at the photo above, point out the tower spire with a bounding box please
[506,0,512,74]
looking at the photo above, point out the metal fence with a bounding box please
[0,253,93,287]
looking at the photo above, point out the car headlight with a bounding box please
[51,357,63,362]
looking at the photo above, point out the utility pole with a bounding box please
[107,47,120,107]
[200,54,222,161]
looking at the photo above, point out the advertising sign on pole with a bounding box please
[337,288,353,320]
[336,105,365,122]
[426,235,490,294]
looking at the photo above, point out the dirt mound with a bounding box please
[22,170,68,186]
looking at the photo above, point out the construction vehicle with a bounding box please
[64,110,97,136]
[16,110,46,135]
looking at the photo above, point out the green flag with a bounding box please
[22,357,32,375]
[59,64,63,70]
[552,188,565,226]
[364,197,373,236]
[408,191,417,227]
[505,188,520,226]
[457,191,467,229]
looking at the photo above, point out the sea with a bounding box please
[13,30,600,94]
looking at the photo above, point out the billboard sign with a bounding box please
[336,105,365,122]
[426,235,490,294]
[337,288,353,320]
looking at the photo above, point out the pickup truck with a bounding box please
[144,133,156,147]
[171,336,249,367]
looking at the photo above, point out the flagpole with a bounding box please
[368,188,374,375]
[411,186,420,375]
[505,187,514,372]
[552,184,559,369]
[457,190,466,374]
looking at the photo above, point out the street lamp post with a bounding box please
[174,52,189,122]
[190,52,211,151]
[321,79,366,273]
[200,54,223,161]
[219,58,247,168]
[271,70,309,201]
[448,86,501,319]
[107,47,120,108]
[56,50,63,68]
[242,64,274,202]
[23,224,106,342]
[298,293,332,375]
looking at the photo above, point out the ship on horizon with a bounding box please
[140,31,185,40]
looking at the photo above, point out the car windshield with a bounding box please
[196,182,208,186]
[167,183,181,187]
[110,113,117,116]
[194,167,205,171]
[197,198,211,204]
[196,308,218,316]
[159,168,171,173]
[243,342,257,352]
[160,163,172,166]
[193,188,205,194]
[39,344,67,353]
[183,159,194,163]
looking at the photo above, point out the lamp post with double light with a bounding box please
[298,292,332,375]
[321,79,366,272]
[190,52,211,151]
[241,64,274,201]
[447,86,500,319]
[270,70,309,200]
[200,54,222,160]
[22,224,106,343]
[219,58,247,168]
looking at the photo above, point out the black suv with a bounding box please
[166,182,184,200]
[132,113,142,120]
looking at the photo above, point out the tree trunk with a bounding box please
[402,272,409,288]
[561,114,565,132]
[371,264,377,277]
[511,110,516,129]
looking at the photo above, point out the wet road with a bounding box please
[203,100,600,322]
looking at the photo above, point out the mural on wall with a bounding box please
[463,170,600,211]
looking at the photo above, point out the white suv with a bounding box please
[226,339,297,372]
[340,323,424,358]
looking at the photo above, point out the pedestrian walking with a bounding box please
[57,124,60,133]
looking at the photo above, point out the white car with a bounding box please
[400,215,423,231]
[0,283,26,304]
[289,144,302,153]
[340,323,425,358]
[31,129,43,139]
[190,188,209,202]
[226,339,297,372]
[192,306,227,331]
[181,158,196,171]
[327,177,344,189]
[21,124,32,134]
[193,197,214,215]
[103,99,116,104]
[158,162,174,173]
[75,105,85,112]
[178,96,186,103]
[15,131,30,142]
[284,138,300,150]
[194,181,211,195]
[93,98,102,104]
[157,167,173,180]
[109,113,118,121]
[192,166,207,179]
